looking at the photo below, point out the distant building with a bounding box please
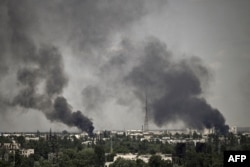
[25,137,39,141]
[0,140,34,157]
[230,126,250,134]
[203,128,215,135]
[1,142,20,153]
[20,149,34,157]
[114,153,137,162]
[105,153,172,167]
[167,129,188,135]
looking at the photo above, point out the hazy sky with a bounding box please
[0,0,249,132]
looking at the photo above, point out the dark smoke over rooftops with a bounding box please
[0,0,95,134]
[0,0,229,133]
[10,39,94,135]
[52,97,94,136]
[126,38,229,134]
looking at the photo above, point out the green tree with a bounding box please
[185,150,200,167]
[75,148,96,166]
[136,159,148,167]
[16,136,26,148]
[148,155,172,167]
[148,155,162,167]
[0,136,12,143]
[94,145,105,167]
[9,150,22,167]
[58,149,76,167]
[192,132,201,139]
[160,143,173,154]
[0,160,11,167]
[38,159,53,167]
[106,153,116,162]
[19,157,35,167]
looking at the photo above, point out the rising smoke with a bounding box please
[0,0,229,134]
[125,38,229,134]
[0,0,94,134]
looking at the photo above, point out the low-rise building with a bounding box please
[25,137,39,141]
[20,149,34,157]
[231,126,250,134]
[1,141,20,153]
[105,153,172,167]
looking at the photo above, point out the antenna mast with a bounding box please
[144,92,149,132]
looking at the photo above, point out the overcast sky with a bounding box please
[0,0,249,132]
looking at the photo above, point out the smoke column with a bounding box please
[0,0,148,133]
[0,0,229,133]
[0,0,94,134]
[126,38,229,134]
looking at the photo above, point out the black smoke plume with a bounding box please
[0,0,228,133]
[126,38,229,134]
[11,46,94,135]
[0,0,94,134]
[11,45,94,135]
[52,97,94,136]
[0,0,150,132]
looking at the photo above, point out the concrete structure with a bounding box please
[114,153,137,162]
[25,137,39,141]
[105,153,172,167]
[20,149,34,157]
[230,126,250,134]
[1,141,20,153]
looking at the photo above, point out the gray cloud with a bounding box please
[82,85,105,112]
[33,0,147,54]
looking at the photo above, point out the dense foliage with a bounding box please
[0,132,250,167]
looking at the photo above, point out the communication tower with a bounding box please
[144,94,149,132]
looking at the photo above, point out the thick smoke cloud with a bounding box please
[0,0,94,134]
[52,97,94,135]
[33,0,147,54]
[0,0,228,133]
[126,38,228,134]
